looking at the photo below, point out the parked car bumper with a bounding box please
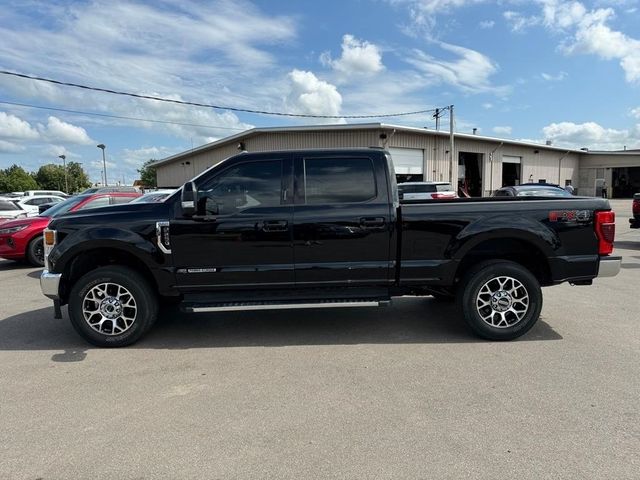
[40,270,62,299]
[597,256,621,278]
[0,235,27,260]
[630,217,640,228]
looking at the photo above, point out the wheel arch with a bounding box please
[454,235,553,287]
[59,245,160,304]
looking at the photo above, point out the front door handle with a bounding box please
[360,217,386,229]
[257,220,289,232]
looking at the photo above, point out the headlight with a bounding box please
[43,228,57,271]
[0,224,28,235]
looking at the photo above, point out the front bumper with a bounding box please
[40,270,62,299]
[597,257,621,278]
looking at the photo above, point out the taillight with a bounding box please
[595,211,615,256]
[633,199,640,216]
[431,193,454,199]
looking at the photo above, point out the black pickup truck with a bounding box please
[40,148,620,347]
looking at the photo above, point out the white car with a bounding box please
[22,189,68,197]
[0,199,28,222]
[398,181,458,200]
[14,195,66,216]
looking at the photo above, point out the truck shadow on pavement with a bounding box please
[615,241,640,251]
[0,297,562,362]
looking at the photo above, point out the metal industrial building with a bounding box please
[154,123,640,198]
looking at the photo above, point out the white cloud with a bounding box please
[507,1,640,83]
[503,11,541,32]
[479,20,495,29]
[493,126,513,135]
[541,121,640,149]
[321,34,384,76]
[482,102,494,109]
[406,42,508,94]
[286,70,343,120]
[631,107,640,118]
[391,0,487,33]
[0,0,293,142]
[122,146,179,168]
[0,111,40,140]
[41,116,94,145]
[541,71,568,81]
[0,140,25,153]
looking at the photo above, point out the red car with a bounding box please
[0,192,140,266]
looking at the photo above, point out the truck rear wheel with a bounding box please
[458,260,542,341]
[68,266,158,347]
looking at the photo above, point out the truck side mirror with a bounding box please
[181,181,197,217]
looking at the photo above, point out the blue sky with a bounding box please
[1,0,639,184]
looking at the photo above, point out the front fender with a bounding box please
[50,226,161,274]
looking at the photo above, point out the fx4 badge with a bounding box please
[548,210,591,223]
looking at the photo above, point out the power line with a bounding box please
[0,69,441,119]
[0,100,246,131]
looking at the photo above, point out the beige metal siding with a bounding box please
[155,128,586,195]
[248,130,381,151]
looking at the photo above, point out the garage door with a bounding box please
[502,155,521,164]
[389,148,424,175]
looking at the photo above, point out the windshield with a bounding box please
[516,188,572,197]
[80,188,100,194]
[0,201,20,210]
[39,195,88,217]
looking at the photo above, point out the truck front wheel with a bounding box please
[68,266,158,347]
[458,261,543,341]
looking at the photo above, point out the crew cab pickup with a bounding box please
[40,149,621,347]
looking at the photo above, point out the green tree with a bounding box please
[0,165,38,192]
[0,169,7,193]
[34,164,65,191]
[138,159,157,188]
[65,162,91,193]
[34,162,91,193]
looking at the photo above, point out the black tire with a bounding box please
[26,236,45,267]
[68,266,158,347]
[457,260,542,341]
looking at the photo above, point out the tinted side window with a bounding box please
[304,158,376,204]
[199,160,282,215]
[79,197,110,210]
[111,195,137,204]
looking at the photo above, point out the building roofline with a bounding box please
[154,122,608,166]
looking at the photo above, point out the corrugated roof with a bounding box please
[153,122,619,167]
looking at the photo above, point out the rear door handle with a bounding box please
[360,217,386,229]
[258,220,289,232]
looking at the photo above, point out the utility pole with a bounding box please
[58,154,68,193]
[97,144,107,186]
[449,105,455,185]
[433,108,441,131]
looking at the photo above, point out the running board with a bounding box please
[182,298,391,313]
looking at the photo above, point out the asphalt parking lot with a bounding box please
[0,199,638,479]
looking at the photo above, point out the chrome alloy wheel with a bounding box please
[476,276,529,328]
[82,282,137,335]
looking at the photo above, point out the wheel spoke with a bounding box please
[82,282,137,336]
[476,275,530,329]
